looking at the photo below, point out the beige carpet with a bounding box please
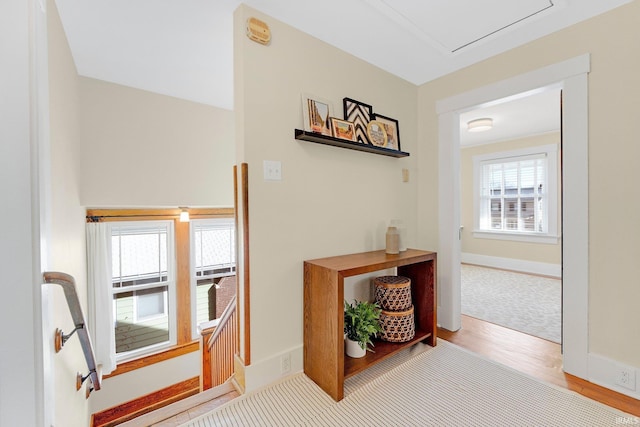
[180,340,631,426]
[461,264,561,343]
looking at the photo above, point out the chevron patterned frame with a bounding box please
[343,98,373,145]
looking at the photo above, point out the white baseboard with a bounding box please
[244,345,303,392]
[461,253,561,278]
[588,352,640,400]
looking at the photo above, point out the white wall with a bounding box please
[0,0,46,425]
[234,5,421,390]
[47,1,92,425]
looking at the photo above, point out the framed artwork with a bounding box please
[330,118,355,141]
[343,98,373,144]
[373,114,401,151]
[302,94,334,136]
[366,121,388,147]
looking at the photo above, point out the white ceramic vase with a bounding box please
[345,337,366,358]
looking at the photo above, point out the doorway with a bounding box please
[458,88,562,344]
[436,55,590,379]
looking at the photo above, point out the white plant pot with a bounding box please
[345,337,366,358]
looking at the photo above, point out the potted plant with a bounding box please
[344,300,383,358]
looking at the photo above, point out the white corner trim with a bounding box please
[588,352,640,400]
[243,345,303,392]
[461,253,561,278]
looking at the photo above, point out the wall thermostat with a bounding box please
[246,17,271,45]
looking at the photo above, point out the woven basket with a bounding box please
[374,276,412,311]
[379,306,415,343]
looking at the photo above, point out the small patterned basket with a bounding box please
[374,276,412,311]
[379,306,415,343]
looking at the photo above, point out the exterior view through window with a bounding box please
[112,221,175,358]
[191,218,236,337]
[103,214,237,361]
[474,144,558,242]
[479,156,547,233]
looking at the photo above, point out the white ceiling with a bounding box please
[54,0,628,140]
[459,87,562,146]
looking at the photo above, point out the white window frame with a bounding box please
[189,218,236,339]
[473,144,559,244]
[111,220,177,362]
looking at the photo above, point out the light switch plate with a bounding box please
[263,160,282,181]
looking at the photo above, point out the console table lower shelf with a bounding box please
[344,330,432,379]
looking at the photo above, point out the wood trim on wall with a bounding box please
[103,341,199,379]
[241,163,251,365]
[91,376,200,427]
[86,207,234,221]
[91,377,200,427]
[233,164,240,362]
[175,218,191,344]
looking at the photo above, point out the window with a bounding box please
[473,144,558,243]
[87,208,235,374]
[190,218,236,337]
[111,221,176,360]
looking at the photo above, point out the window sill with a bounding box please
[473,230,559,244]
[104,340,199,379]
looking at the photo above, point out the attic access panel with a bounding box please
[381,0,554,53]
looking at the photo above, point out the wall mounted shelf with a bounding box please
[295,129,410,158]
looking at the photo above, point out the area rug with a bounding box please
[180,340,630,426]
[461,264,561,343]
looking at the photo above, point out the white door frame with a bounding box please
[437,54,590,378]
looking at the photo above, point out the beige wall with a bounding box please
[79,78,235,208]
[47,1,91,425]
[45,0,640,410]
[234,5,420,382]
[48,2,237,416]
[418,1,640,367]
[460,133,561,266]
[77,79,236,413]
[77,79,235,411]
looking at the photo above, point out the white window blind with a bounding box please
[479,153,548,233]
[473,144,558,243]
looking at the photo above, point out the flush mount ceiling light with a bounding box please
[467,118,493,132]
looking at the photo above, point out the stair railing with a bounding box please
[43,271,102,397]
[202,295,238,390]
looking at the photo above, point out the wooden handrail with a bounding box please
[202,295,238,390]
[43,271,102,396]
[208,295,237,349]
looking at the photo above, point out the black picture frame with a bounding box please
[373,113,401,151]
[343,98,373,145]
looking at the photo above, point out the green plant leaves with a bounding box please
[344,300,383,351]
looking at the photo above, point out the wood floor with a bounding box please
[438,315,640,417]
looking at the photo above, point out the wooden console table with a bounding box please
[303,249,437,401]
